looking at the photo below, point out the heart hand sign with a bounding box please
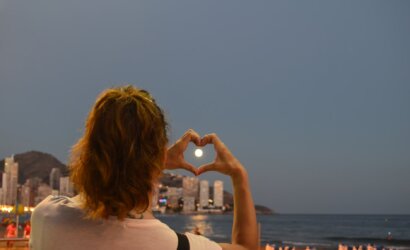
[165,129,246,179]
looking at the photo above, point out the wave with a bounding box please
[282,240,333,247]
[264,240,333,248]
[262,238,410,249]
[324,237,410,246]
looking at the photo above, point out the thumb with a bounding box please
[197,163,216,175]
[181,161,199,176]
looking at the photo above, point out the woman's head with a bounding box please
[70,85,168,220]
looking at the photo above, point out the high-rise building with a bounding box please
[213,180,223,208]
[183,197,195,212]
[182,177,199,212]
[0,174,6,205]
[21,184,31,207]
[182,177,199,199]
[199,180,209,209]
[59,176,75,197]
[31,178,42,205]
[165,187,183,209]
[50,168,62,191]
[2,156,18,205]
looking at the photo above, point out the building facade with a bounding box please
[165,187,183,209]
[50,168,62,191]
[59,176,75,197]
[199,180,209,209]
[213,180,223,208]
[1,156,19,205]
[182,177,199,212]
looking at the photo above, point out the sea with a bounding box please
[2,213,409,249]
[158,214,410,249]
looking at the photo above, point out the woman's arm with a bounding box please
[198,134,258,250]
[164,129,201,175]
[165,130,258,250]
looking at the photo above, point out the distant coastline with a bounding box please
[0,150,274,215]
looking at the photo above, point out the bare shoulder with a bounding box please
[219,243,248,250]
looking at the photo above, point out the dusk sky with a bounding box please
[1,1,409,214]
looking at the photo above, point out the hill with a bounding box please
[0,150,68,184]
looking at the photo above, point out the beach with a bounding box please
[1,214,409,249]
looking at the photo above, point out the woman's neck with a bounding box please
[128,207,155,220]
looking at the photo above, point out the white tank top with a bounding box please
[30,195,221,250]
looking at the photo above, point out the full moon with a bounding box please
[194,148,203,157]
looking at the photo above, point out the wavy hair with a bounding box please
[69,85,168,220]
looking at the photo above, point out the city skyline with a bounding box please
[0,154,226,214]
[0,156,75,208]
[1,1,409,214]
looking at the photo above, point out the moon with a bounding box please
[194,148,203,157]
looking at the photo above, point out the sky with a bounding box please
[0,0,409,214]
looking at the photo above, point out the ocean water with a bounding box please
[2,213,409,249]
[158,214,410,249]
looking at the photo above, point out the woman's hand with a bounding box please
[197,133,247,180]
[198,134,256,250]
[167,132,256,249]
[165,129,201,175]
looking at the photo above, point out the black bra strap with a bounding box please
[176,232,190,250]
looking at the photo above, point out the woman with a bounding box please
[5,221,17,248]
[30,86,257,250]
[23,221,31,239]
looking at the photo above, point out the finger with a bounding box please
[199,134,211,146]
[181,129,201,146]
[200,133,227,152]
[197,163,216,175]
[181,161,198,176]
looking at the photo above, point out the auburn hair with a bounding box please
[69,85,168,220]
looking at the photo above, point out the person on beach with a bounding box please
[5,221,16,238]
[30,85,258,250]
[5,221,17,247]
[23,221,31,239]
